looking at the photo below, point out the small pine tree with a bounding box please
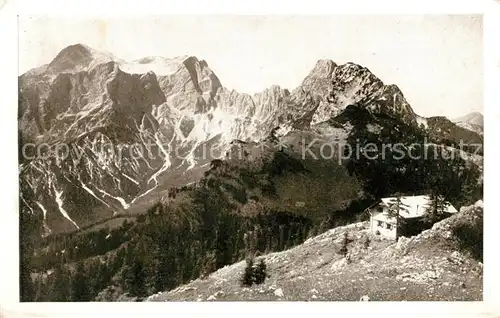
[200,251,216,279]
[50,261,71,301]
[387,193,410,220]
[120,264,135,294]
[71,262,91,301]
[339,232,349,257]
[425,192,449,223]
[253,259,268,285]
[241,258,255,287]
[130,259,146,297]
[363,236,371,249]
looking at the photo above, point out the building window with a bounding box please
[386,223,392,230]
[377,221,383,227]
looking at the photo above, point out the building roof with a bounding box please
[371,211,398,225]
[377,195,458,219]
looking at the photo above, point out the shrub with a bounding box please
[452,214,483,261]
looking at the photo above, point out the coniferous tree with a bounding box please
[200,251,216,279]
[363,236,371,249]
[241,258,255,287]
[19,199,42,302]
[386,193,410,235]
[339,232,349,257]
[253,258,268,285]
[144,246,161,294]
[425,192,449,223]
[121,263,135,295]
[386,193,406,220]
[50,260,70,301]
[71,262,91,301]
[130,259,146,297]
[278,225,285,251]
[88,260,111,298]
[33,276,48,301]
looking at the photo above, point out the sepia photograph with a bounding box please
[16,14,484,303]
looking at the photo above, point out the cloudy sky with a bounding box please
[18,15,482,118]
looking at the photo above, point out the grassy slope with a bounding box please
[149,202,483,301]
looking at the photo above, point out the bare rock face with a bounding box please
[48,44,115,72]
[273,288,284,298]
[19,60,166,144]
[157,56,222,113]
[302,59,337,90]
[311,62,417,125]
[18,44,429,234]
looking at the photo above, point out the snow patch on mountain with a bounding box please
[53,186,80,230]
[416,116,428,128]
[78,178,113,210]
[120,55,189,76]
[93,186,130,210]
[35,202,48,220]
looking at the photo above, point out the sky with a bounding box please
[18,15,483,118]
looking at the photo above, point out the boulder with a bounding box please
[274,288,284,298]
[207,295,216,301]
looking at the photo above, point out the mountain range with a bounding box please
[18,44,483,236]
[18,44,485,302]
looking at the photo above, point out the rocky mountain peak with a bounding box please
[300,59,337,96]
[181,55,222,93]
[453,112,483,126]
[451,111,483,135]
[48,43,114,73]
[333,62,378,82]
[19,45,463,235]
[305,59,337,80]
[49,43,93,64]
[307,60,418,125]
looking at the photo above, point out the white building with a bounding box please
[366,195,458,240]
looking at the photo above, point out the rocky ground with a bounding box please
[147,201,483,302]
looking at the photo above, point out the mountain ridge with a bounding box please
[18,44,484,303]
[18,44,482,235]
[451,111,483,135]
